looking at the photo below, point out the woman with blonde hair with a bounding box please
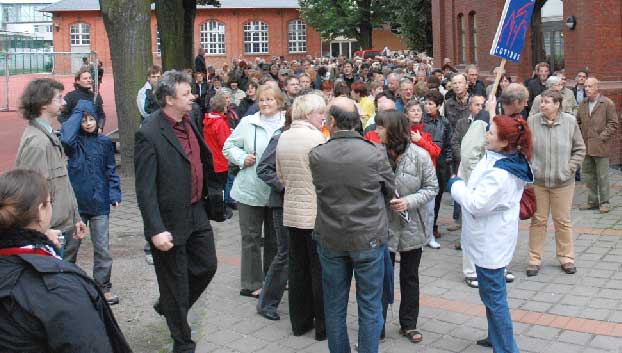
[223,84,285,298]
[276,93,327,339]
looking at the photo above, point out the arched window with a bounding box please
[200,20,225,55]
[156,28,161,56]
[469,12,478,64]
[288,19,306,53]
[244,20,268,54]
[70,23,90,45]
[457,14,466,64]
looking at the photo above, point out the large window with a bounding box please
[156,28,160,55]
[244,21,268,54]
[457,14,466,64]
[200,20,225,54]
[288,19,306,53]
[70,23,90,45]
[469,12,478,64]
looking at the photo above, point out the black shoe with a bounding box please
[561,263,577,274]
[258,310,280,321]
[476,338,492,347]
[153,300,164,316]
[526,265,540,277]
[104,292,119,306]
[315,332,327,341]
[226,203,238,210]
[240,288,260,298]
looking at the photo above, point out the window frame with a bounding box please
[200,20,226,55]
[70,23,90,46]
[243,20,269,54]
[288,19,307,54]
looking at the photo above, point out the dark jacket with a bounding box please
[134,109,220,245]
[0,229,131,353]
[256,131,284,208]
[60,100,121,216]
[192,81,209,112]
[468,80,486,97]
[194,54,207,74]
[450,110,490,170]
[444,96,470,129]
[309,130,395,251]
[526,78,546,109]
[423,114,453,166]
[59,85,106,129]
[236,96,256,118]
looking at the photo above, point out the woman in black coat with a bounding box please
[0,169,131,353]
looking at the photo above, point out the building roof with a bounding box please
[42,0,299,12]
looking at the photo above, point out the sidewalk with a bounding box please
[96,170,622,353]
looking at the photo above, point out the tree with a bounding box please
[299,0,391,50]
[388,0,432,53]
[100,0,152,176]
[154,0,220,71]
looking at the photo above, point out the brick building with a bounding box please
[432,0,622,164]
[42,0,408,72]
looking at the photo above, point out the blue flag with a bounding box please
[490,0,536,62]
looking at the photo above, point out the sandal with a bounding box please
[400,328,423,343]
[464,277,479,288]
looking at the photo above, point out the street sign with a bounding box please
[490,0,536,63]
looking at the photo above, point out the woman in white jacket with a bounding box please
[448,115,533,353]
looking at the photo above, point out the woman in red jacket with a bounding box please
[203,92,234,216]
[405,100,441,249]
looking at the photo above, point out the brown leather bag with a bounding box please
[519,186,537,220]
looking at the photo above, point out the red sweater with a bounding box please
[411,123,440,168]
[202,112,232,173]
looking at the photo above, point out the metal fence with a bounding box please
[0,51,98,112]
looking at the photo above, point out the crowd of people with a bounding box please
[0,48,618,353]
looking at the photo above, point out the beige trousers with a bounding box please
[528,182,575,266]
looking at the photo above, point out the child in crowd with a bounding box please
[60,99,121,305]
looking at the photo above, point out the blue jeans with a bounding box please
[225,173,236,205]
[476,266,519,353]
[318,243,385,353]
[65,214,113,291]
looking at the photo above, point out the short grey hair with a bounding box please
[292,93,326,121]
[545,75,561,88]
[154,70,192,107]
[500,83,529,106]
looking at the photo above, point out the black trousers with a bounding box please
[433,162,450,230]
[288,227,325,338]
[382,248,422,336]
[151,202,218,353]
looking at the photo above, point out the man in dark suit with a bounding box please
[134,70,219,353]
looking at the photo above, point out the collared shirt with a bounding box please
[576,88,585,105]
[35,117,54,134]
[163,111,204,204]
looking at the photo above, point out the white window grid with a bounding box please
[200,21,226,54]
[244,21,268,54]
[156,28,161,55]
[70,23,90,45]
[288,20,306,53]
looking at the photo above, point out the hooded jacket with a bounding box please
[0,228,132,353]
[451,151,533,269]
[59,85,106,129]
[60,100,121,216]
[202,112,232,173]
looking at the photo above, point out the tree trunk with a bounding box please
[183,0,197,68]
[99,0,152,177]
[357,0,373,49]
[155,0,194,70]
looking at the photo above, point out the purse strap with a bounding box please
[253,125,257,154]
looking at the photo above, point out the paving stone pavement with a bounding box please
[107,170,622,353]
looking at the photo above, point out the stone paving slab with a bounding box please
[99,170,622,352]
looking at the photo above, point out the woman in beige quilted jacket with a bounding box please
[276,93,327,340]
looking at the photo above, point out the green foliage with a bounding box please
[299,0,391,48]
[387,0,432,52]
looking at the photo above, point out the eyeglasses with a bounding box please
[259,97,276,103]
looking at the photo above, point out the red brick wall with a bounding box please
[372,29,408,51]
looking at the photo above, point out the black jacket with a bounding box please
[468,80,487,97]
[236,96,256,118]
[134,109,220,245]
[194,55,206,74]
[256,132,284,208]
[59,85,106,129]
[423,113,453,166]
[0,230,131,352]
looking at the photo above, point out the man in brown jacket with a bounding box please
[576,78,619,213]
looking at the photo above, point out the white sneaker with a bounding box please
[427,239,441,249]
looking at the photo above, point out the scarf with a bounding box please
[0,228,61,259]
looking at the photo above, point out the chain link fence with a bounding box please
[0,51,98,112]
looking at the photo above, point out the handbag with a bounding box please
[205,186,226,222]
[519,186,537,220]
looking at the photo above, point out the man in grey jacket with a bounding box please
[309,97,395,353]
[15,78,87,258]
